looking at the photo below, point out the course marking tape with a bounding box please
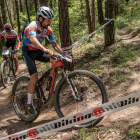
[1,91,140,140]
[62,18,114,51]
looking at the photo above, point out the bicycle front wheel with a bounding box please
[1,60,10,88]
[11,59,16,77]
[54,70,108,128]
[12,76,40,122]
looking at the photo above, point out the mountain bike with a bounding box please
[12,53,108,128]
[1,50,16,88]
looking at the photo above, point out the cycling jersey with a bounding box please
[22,21,56,50]
[0,30,19,43]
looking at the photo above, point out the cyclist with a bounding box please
[0,23,20,76]
[19,24,27,41]
[22,6,71,114]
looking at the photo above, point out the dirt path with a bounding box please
[1,23,140,140]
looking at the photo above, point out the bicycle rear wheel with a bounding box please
[1,60,10,88]
[12,76,40,122]
[54,70,108,128]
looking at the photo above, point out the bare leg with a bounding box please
[28,73,38,94]
[26,73,38,114]
[13,54,19,75]
[13,54,18,65]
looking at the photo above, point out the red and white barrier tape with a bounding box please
[0,91,140,140]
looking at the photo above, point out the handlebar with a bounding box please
[1,50,15,56]
[45,52,72,62]
[0,50,15,53]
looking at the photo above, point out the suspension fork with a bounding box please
[61,69,81,100]
[69,78,82,100]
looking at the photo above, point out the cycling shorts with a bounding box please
[4,41,17,54]
[22,46,50,75]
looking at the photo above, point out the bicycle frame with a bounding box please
[35,58,64,104]
[2,50,14,68]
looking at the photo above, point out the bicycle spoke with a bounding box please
[12,77,39,120]
[59,74,102,115]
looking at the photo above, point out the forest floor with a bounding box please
[1,21,140,140]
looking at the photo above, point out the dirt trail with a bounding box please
[1,23,140,140]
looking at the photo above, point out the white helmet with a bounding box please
[37,6,54,20]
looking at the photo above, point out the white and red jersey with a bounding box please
[0,30,19,43]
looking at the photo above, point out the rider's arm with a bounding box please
[30,35,53,56]
[51,43,63,54]
[0,32,4,40]
[16,38,21,50]
[30,35,47,51]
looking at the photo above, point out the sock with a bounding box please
[15,65,18,71]
[27,93,33,104]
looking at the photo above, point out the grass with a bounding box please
[127,126,140,139]
[109,46,137,67]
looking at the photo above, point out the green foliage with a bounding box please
[80,128,89,140]
[127,126,140,139]
[115,0,140,29]
[110,46,137,67]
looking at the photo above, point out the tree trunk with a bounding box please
[15,0,20,34]
[19,0,23,12]
[34,0,38,20]
[13,0,16,19]
[37,0,40,10]
[25,0,30,23]
[0,12,4,31]
[116,0,118,14]
[58,0,71,48]
[0,9,5,45]
[39,0,42,6]
[5,0,13,27]
[92,0,95,31]
[50,0,52,8]
[104,0,115,48]
[85,0,92,33]
[1,0,7,24]
[44,0,49,6]
[97,0,104,25]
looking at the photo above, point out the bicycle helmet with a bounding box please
[37,6,54,20]
[4,23,12,31]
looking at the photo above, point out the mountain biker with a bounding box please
[22,6,71,114]
[0,23,20,76]
[19,24,27,41]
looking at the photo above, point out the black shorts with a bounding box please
[22,46,50,75]
[4,41,17,54]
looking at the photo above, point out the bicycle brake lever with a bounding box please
[51,55,57,60]
[45,51,56,60]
